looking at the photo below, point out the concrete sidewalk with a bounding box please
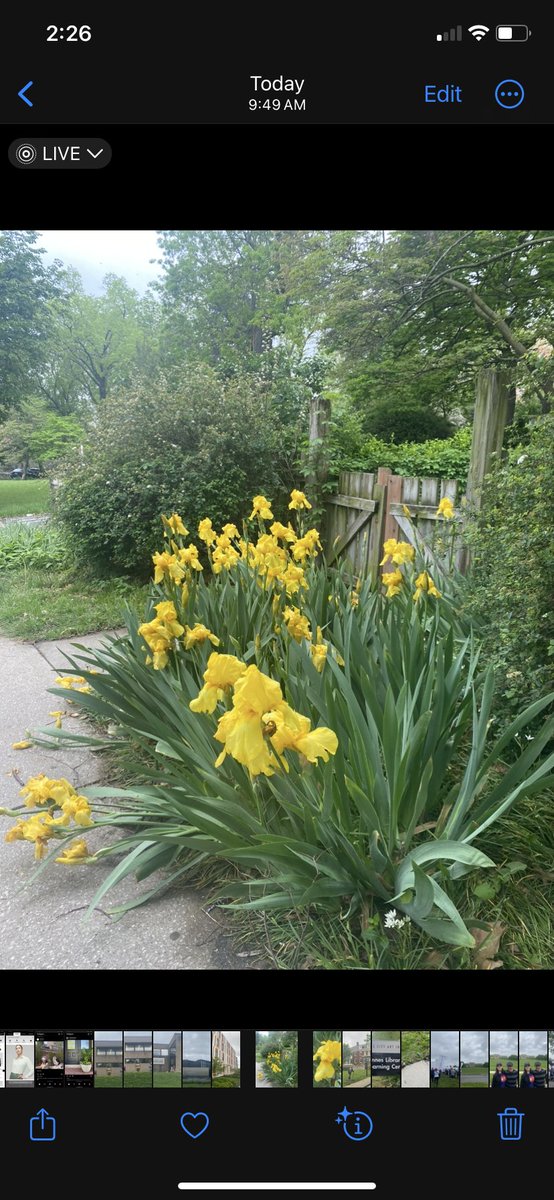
[0,631,265,970]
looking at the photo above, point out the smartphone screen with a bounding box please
[1,6,553,1198]
[34,1031,65,1088]
[5,1034,35,1087]
[64,1032,94,1088]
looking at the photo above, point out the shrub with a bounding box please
[366,402,453,444]
[464,414,554,721]
[0,520,68,571]
[338,427,472,488]
[55,365,305,577]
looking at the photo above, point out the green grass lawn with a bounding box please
[372,1076,400,1088]
[343,1067,370,1084]
[461,1063,489,1087]
[434,1074,459,1088]
[213,1073,241,1088]
[123,1072,152,1087]
[0,479,51,516]
[153,1073,182,1087]
[95,1075,123,1087]
[0,565,148,640]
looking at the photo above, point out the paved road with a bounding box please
[402,1061,430,1087]
[0,630,266,970]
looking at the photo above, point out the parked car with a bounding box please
[10,467,41,478]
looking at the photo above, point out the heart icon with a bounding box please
[180,1111,210,1139]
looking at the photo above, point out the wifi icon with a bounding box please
[468,24,490,41]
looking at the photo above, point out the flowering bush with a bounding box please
[4,488,554,956]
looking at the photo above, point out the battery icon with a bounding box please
[496,25,531,41]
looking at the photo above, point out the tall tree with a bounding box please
[155,230,299,370]
[0,231,61,417]
[286,229,554,420]
[51,273,160,404]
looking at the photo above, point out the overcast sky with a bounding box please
[490,1031,518,1057]
[36,229,161,295]
[95,1031,122,1042]
[460,1031,488,1062]
[183,1031,211,1058]
[431,1031,460,1067]
[343,1032,371,1047]
[154,1031,180,1046]
[519,1031,547,1057]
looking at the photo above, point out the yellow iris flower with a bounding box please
[436,496,455,520]
[288,489,312,510]
[189,653,247,714]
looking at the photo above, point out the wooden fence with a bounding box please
[325,467,461,578]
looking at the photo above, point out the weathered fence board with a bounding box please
[325,469,462,578]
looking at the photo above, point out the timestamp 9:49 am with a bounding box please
[249,98,306,110]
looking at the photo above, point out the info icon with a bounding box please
[335,1106,373,1141]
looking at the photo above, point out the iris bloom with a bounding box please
[189,653,247,714]
[183,623,220,650]
[56,838,91,865]
[436,496,455,520]
[289,489,312,510]
[250,495,274,520]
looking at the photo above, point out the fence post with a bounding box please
[307,392,331,546]
[377,468,402,572]
[459,368,510,574]
[466,368,510,511]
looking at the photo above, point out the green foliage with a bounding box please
[465,414,554,721]
[332,426,472,488]
[0,404,84,471]
[401,1031,429,1066]
[0,231,61,417]
[26,551,554,952]
[365,402,453,444]
[287,229,554,419]
[0,521,67,572]
[55,365,306,577]
[156,230,301,372]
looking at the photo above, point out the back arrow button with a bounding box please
[18,81,34,107]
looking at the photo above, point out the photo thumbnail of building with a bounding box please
[183,1031,211,1087]
[212,1032,240,1087]
[94,1031,123,1086]
[123,1031,153,1086]
[153,1032,181,1086]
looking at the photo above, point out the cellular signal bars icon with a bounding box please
[437,26,462,42]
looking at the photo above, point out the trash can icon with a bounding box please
[498,1108,524,1141]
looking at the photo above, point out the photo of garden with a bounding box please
[460,1031,489,1087]
[313,1031,342,1088]
[342,1031,371,1086]
[1,229,553,972]
[489,1031,519,1087]
[431,1031,460,1087]
[255,1031,298,1088]
[401,1031,430,1088]
[371,1031,401,1088]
